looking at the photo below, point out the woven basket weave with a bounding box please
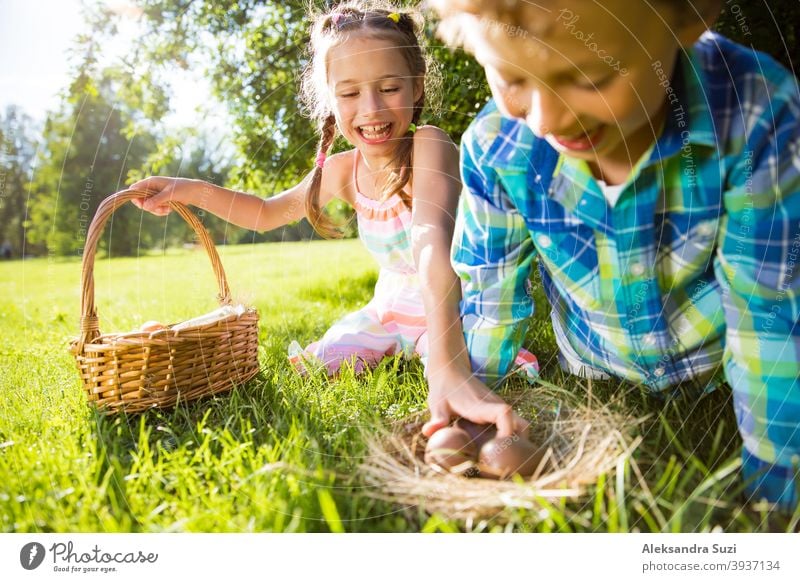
[70,189,260,414]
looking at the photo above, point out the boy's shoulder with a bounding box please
[462,100,545,172]
[694,32,798,116]
[696,31,794,88]
[689,31,799,164]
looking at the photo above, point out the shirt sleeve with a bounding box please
[717,73,800,508]
[451,126,537,387]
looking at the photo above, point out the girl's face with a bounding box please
[327,35,421,159]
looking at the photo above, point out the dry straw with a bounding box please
[69,189,260,414]
[361,381,644,521]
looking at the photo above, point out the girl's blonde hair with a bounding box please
[300,1,429,238]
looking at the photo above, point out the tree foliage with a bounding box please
[0,107,40,258]
[26,69,160,257]
[715,1,799,71]
[11,0,800,256]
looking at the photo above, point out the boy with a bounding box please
[425,0,799,508]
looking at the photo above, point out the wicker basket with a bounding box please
[70,189,260,414]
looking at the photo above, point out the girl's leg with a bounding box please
[288,305,401,375]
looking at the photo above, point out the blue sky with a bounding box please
[0,0,88,119]
[0,0,217,132]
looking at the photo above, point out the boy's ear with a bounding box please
[675,0,722,47]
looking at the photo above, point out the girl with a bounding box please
[131,2,537,414]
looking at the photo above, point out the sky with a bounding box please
[0,0,87,118]
[0,0,217,130]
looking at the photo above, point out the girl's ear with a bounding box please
[413,77,424,104]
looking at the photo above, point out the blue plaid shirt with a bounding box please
[452,32,800,508]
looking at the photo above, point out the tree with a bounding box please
[715,1,799,71]
[0,106,40,259]
[26,68,162,257]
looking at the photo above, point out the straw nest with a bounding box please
[360,382,644,521]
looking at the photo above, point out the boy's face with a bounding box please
[447,0,707,180]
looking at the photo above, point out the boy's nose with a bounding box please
[525,89,575,139]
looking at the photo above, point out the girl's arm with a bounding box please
[410,127,529,438]
[128,152,351,232]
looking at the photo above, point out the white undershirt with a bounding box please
[596,179,626,208]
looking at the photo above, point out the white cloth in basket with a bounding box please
[171,304,247,331]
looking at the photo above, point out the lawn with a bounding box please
[0,240,796,532]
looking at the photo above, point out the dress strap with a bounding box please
[352,149,361,195]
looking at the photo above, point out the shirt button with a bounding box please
[630,262,645,277]
[653,367,665,377]
[644,334,657,346]
[537,234,552,249]
[697,222,714,237]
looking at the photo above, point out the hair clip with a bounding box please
[331,13,342,27]
[315,151,327,169]
[387,12,400,23]
[407,123,417,134]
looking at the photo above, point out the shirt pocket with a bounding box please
[656,210,721,292]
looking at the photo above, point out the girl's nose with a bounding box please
[361,90,385,115]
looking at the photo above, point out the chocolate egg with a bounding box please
[140,320,165,332]
[454,418,497,450]
[477,434,547,480]
[424,426,478,472]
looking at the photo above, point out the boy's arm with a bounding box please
[451,124,537,387]
[718,74,800,508]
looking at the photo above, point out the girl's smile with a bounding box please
[357,121,394,143]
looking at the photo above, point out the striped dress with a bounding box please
[289,150,540,378]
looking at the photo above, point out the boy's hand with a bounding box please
[424,365,530,438]
[128,176,200,216]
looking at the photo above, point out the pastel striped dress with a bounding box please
[289,150,540,379]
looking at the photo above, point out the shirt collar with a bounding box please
[646,41,718,164]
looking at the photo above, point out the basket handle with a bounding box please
[77,189,232,348]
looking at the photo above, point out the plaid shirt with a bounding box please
[452,32,800,507]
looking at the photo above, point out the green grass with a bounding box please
[1,240,797,532]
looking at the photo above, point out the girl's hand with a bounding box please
[423,365,531,439]
[128,176,201,216]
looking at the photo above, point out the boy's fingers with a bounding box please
[515,416,532,438]
[492,403,526,438]
[422,404,451,437]
[421,418,449,438]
